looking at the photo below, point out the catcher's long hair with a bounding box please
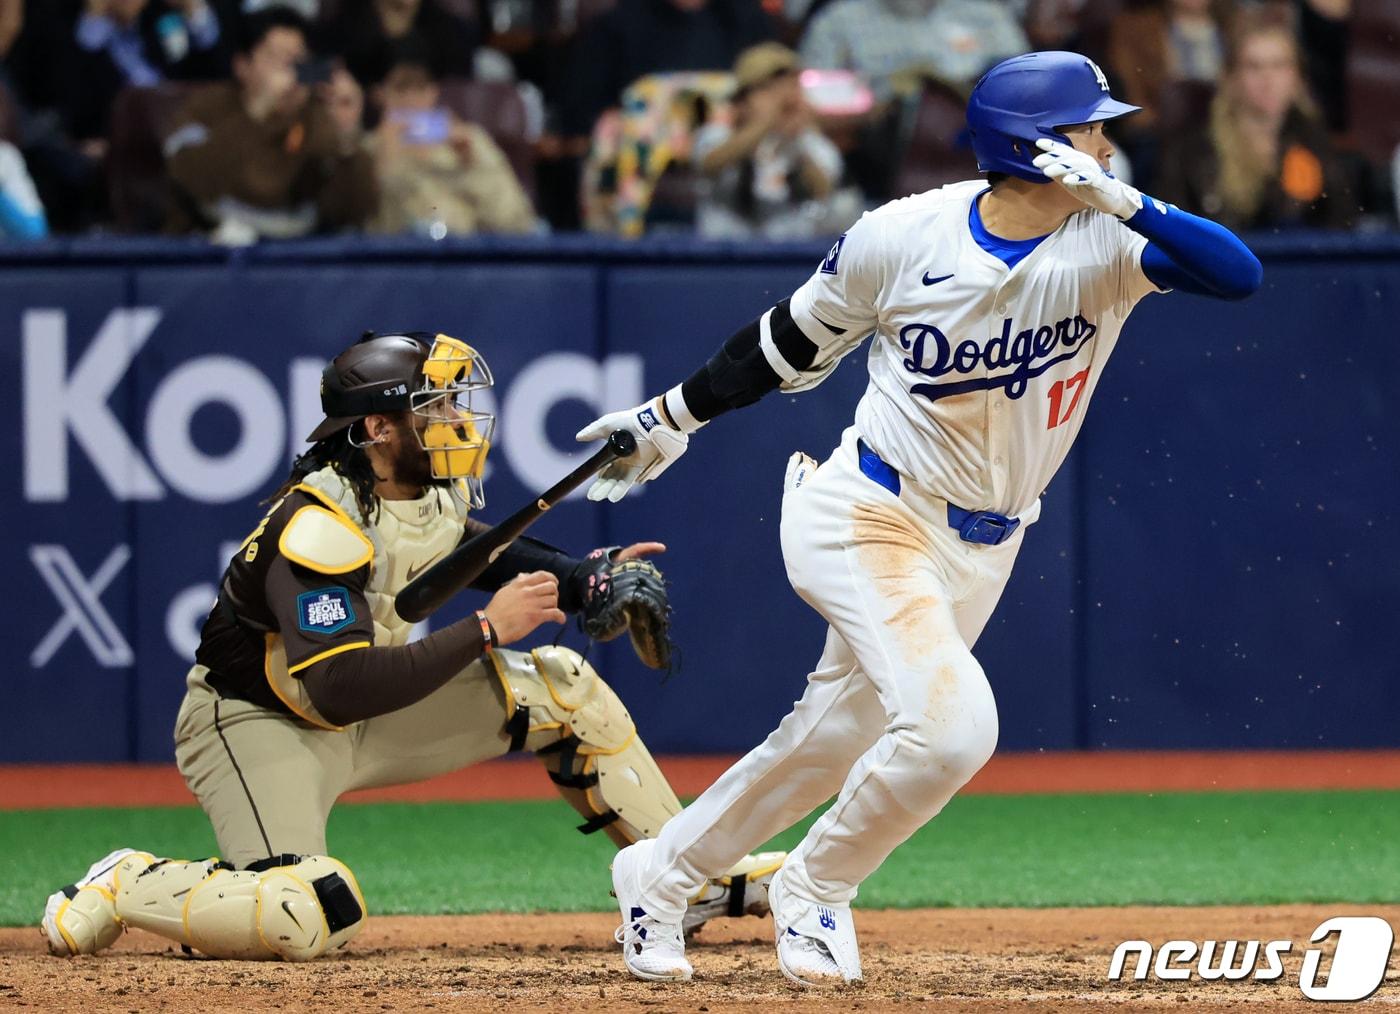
[268,423,383,523]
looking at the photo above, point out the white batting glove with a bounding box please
[1032,138,1142,220]
[576,400,690,502]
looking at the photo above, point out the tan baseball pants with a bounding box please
[175,660,515,870]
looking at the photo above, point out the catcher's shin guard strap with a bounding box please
[728,873,749,918]
[504,707,530,753]
[576,810,621,835]
[314,871,364,934]
[540,737,599,789]
[244,853,303,872]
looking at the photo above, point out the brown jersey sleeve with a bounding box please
[265,525,495,726]
[297,615,492,726]
[263,555,376,674]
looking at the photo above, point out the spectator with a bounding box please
[798,0,1028,100]
[323,0,477,87]
[561,0,773,138]
[68,0,230,142]
[1156,13,1358,230]
[694,42,849,237]
[0,136,46,238]
[163,9,377,241]
[367,56,535,235]
[1107,0,1226,189]
[3,1,107,231]
[1107,0,1224,123]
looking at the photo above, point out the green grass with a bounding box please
[2,790,1396,927]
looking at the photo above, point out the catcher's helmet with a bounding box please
[307,331,496,508]
[308,333,430,442]
[965,51,1139,184]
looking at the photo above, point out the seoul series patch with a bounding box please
[820,233,846,275]
[298,587,355,635]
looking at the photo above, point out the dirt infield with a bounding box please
[5,750,1400,809]
[4,905,1395,1012]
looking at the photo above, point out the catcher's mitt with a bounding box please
[571,547,674,670]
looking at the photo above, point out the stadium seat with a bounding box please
[436,78,537,199]
[107,83,195,233]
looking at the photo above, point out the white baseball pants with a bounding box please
[635,426,1025,919]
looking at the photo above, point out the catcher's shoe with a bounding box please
[682,850,786,937]
[769,865,863,987]
[612,840,692,982]
[42,848,156,956]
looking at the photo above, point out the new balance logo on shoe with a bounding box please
[818,907,837,930]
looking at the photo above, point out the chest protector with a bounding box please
[298,467,468,646]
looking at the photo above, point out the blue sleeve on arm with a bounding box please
[0,191,47,240]
[1128,199,1262,301]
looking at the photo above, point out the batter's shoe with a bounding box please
[42,848,156,956]
[769,865,863,987]
[611,839,692,982]
[682,850,786,937]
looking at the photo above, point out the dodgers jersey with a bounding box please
[782,179,1165,520]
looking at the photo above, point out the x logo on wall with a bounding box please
[30,544,133,668]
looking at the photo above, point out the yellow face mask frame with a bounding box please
[410,335,495,509]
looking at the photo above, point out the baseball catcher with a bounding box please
[41,331,779,962]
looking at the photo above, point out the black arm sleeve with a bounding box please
[463,521,590,612]
[678,299,822,422]
[300,613,491,726]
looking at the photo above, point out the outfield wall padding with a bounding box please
[3,234,1396,761]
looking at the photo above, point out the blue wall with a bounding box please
[3,234,1397,762]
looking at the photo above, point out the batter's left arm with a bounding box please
[1130,203,1261,300]
[1032,138,1262,301]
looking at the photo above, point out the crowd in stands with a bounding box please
[0,0,1392,242]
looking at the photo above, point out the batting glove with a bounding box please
[576,401,690,502]
[1032,138,1142,221]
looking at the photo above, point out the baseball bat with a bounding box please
[394,429,637,623]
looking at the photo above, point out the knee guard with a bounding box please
[114,854,366,961]
[489,645,681,846]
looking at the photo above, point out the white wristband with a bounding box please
[662,385,706,434]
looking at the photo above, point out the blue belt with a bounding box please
[856,439,1021,547]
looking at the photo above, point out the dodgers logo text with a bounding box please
[900,312,1098,402]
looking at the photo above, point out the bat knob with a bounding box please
[608,429,638,457]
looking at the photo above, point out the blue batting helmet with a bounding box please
[965,51,1140,183]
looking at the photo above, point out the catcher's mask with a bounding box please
[307,331,496,509]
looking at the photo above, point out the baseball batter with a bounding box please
[578,52,1263,984]
[41,331,780,962]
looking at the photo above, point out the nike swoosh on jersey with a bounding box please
[405,555,442,583]
[922,273,954,286]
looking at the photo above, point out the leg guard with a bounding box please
[42,849,156,955]
[114,854,366,961]
[489,645,681,847]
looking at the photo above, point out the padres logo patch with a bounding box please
[298,587,355,634]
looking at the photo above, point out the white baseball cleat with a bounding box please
[42,848,156,956]
[682,849,786,937]
[769,865,863,987]
[611,839,693,982]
